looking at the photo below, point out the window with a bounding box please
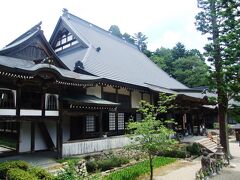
[47,95,58,110]
[54,31,79,53]
[136,113,142,122]
[118,113,124,130]
[118,94,131,108]
[109,112,116,130]
[0,90,14,109]
[86,116,95,132]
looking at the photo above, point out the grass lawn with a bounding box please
[104,156,176,180]
[0,136,16,149]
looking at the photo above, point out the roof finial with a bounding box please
[62,8,69,16]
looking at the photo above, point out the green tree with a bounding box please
[171,42,187,60]
[196,0,240,156]
[133,32,148,52]
[122,33,135,44]
[172,56,209,87]
[127,93,176,180]
[150,44,208,87]
[109,25,122,38]
[152,47,174,74]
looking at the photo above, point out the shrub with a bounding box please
[186,143,201,156]
[157,149,188,158]
[56,160,79,180]
[86,155,130,173]
[6,168,37,180]
[86,160,98,173]
[0,160,30,179]
[28,167,54,180]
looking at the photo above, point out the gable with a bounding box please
[50,19,88,55]
[0,23,68,69]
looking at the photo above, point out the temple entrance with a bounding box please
[0,121,19,156]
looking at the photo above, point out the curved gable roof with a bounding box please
[53,12,188,90]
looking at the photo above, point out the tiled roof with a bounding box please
[55,13,188,90]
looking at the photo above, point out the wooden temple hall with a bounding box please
[0,9,214,158]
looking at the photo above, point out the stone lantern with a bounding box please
[214,138,225,160]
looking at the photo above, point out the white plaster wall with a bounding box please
[103,86,115,93]
[35,121,57,151]
[86,85,101,98]
[0,109,16,116]
[19,121,57,152]
[63,116,70,142]
[118,88,129,95]
[143,93,150,103]
[35,125,47,151]
[131,90,141,108]
[19,122,31,152]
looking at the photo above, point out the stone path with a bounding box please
[146,137,240,180]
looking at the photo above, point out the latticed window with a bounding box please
[0,90,14,109]
[86,115,95,132]
[109,112,116,130]
[47,95,58,110]
[136,113,142,122]
[54,31,79,53]
[118,113,124,130]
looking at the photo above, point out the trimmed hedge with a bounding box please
[6,168,37,180]
[0,160,30,179]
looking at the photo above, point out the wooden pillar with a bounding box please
[41,88,46,117]
[101,86,104,98]
[129,89,132,109]
[99,110,103,137]
[150,93,153,105]
[115,88,118,133]
[140,92,144,100]
[57,98,63,159]
[31,121,35,153]
[16,85,21,153]
[16,86,21,117]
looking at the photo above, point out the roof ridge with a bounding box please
[6,22,42,47]
[63,12,139,50]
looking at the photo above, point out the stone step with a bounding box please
[197,137,218,153]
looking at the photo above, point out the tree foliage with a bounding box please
[150,43,209,87]
[122,33,135,44]
[109,25,122,38]
[127,93,176,180]
[173,56,209,87]
[133,32,148,52]
[195,0,240,155]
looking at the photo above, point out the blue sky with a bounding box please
[0,0,208,52]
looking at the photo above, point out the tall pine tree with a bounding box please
[196,0,240,156]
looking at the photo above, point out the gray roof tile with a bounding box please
[57,13,188,90]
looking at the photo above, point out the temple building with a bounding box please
[0,10,214,158]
